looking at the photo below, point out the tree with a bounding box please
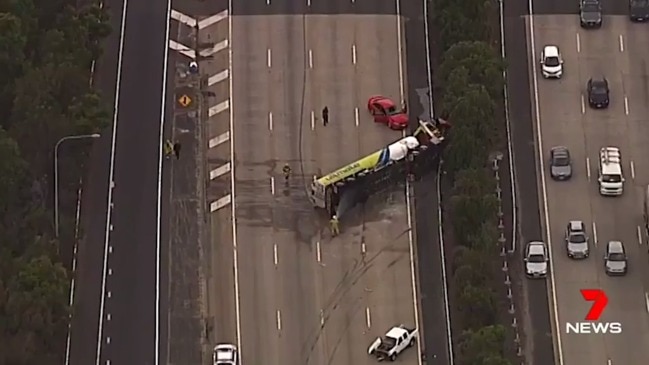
[453,168,496,197]
[439,41,505,101]
[457,325,507,365]
[451,191,498,245]
[455,283,497,330]
[0,12,27,124]
[436,5,490,52]
[443,124,489,176]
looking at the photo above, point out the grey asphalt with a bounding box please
[229,1,421,365]
[530,13,649,364]
[504,0,556,364]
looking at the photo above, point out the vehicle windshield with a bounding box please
[583,3,600,12]
[528,254,545,263]
[553,155,570,166]
[592,84,607,94]
[387,105,400,115]
[631,0,649,6]
[545,56,560,67]
[602,174,622,183]
[570,233,586,243]
[608,253,625,261]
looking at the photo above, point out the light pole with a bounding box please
[54,133,100,237]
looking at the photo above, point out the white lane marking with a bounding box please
[107,291,112,299]
[638,226,643,245]
[96,0,129,361]
[209,131,230,148]
[273,243,278,266]
[226,0,243,361]
[608,360,612,365]
[210,163,232,180]
[354,107,359,127]
[529,0,565,362]
[108,268,112,275]
[64,186,83,364]
[106,337,111,344]
[169,39,195,59]
[171,9,197,28]
[631,160,636,179]
[365,307,372,328]
[592,222,598,246]
[197,10,228,29]
[576,32,581,53]
[316,241,322,262]
[107,361,110,365]
[352,44,357,64]
[624,96,629,115]
[311,111,315,130]
[267,0,270,4]
[320,309,325,326]
[208,70,229,86]
[308,49,313,68]
[276,310,282,331]
[210,194,232,212]
[645,293,649,313]
[619,35,624,52]
[581,94,585,114]
[270,177,275,195]
[209,100,230,117]
[107,313,111,320]
[585,157,591,181]
[307,0,311,6]
[268,112,273,131]
[200,39,229,58]
[267,49,272,68]
[361,242,366,254]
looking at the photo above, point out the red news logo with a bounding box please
[565,289,622,334]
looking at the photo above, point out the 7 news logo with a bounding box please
[565,289,622,334]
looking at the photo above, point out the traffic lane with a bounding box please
[265,14,323,365]
[68,135,111,365]
[238,0,397,15]
[99,1,168,363]
[533,16,609,364]
[208,210,238,344]
[533,0,628,16]
[232,14,281,365]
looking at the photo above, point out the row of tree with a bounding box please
[432,0,512,364]
[0,1,111,363]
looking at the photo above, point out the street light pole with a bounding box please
[54,133,101,237]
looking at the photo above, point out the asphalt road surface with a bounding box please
[230,1,421,365]
[79,0,171,364]
[528,4,649,365]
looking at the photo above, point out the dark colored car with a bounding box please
[630,0,649,21]
[587,77,609,108]
[550,146,572,180]
[580,0,603,28]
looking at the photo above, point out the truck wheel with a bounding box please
[390,354,397,361]
[409,339,415,347]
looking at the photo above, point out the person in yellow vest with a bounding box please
[330,215,340,236]
[163,139,174,158]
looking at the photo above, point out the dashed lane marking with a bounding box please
[210,194,232,212]
[169,40,195,59]
[200,39,229,58]
[209,131,230,148]
[171,9,196,28]
[210,163,231,180]
[197,10,229,29]
[209,100,230,117]
[208,70,229,86]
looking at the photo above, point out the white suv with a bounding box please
[541,45,563,78]
[598,147,624,196]
[213,344,238,365]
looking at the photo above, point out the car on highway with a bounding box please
[565,220,590,259]
[580,0,603,28]
[549,146,572,180]
[524,241,549,278]
[587,77,610,108]
[604,241,628,276]
[540,45,563,78]
[629,0,649,21]
[213,344,238,365]
[368,325,417,361]
[367,95,409,130]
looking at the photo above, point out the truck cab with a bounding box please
[367,325,417,361]
[598,147,624,196]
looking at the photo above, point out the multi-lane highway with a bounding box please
[225,1,423,364]
[526,1,649,364]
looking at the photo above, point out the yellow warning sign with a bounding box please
[178,94,192,107]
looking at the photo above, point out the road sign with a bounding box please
[178,94,192,107]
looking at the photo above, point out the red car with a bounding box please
[367,95,409,130]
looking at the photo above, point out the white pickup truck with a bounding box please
[367,325,418,361]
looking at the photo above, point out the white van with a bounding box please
[598,147,624,196]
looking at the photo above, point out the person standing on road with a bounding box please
[164,139,174,158]
[322,106,329,126]
[330,215,340,236]
[173,142,182,160]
